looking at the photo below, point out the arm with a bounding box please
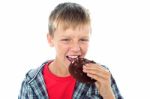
[18,80,29,99]
[111,75,123,99]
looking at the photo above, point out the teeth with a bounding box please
[66,55,79,62]
[68,56,78,58]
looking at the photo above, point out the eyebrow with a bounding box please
[61,35,89,38]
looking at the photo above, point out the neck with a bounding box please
[49,60,70,77]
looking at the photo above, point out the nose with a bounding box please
[70,42,81,53]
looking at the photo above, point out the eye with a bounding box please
[61,38,71,44]
[61,39,70,41]
[80,38,89,42]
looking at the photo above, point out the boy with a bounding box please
[19,2,123,99]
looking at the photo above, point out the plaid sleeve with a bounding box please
[18,70,38,99]
[111,75,124,99]
[18,66,49,99]
[18,80,30,99]
[18,79,40,99]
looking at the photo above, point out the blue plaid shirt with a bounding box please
[18,61,123,99]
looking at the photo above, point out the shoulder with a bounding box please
[23,61,49,83]
[18,61,50,98]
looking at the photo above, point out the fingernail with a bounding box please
[83,69,86,72]
[83,67,86,72]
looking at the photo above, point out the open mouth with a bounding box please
[66,55,80,62]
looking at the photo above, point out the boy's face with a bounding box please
[47,24,91,67]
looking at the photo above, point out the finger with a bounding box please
[83,66,110,79]
[86,73,109,81]
[85,63,109,73]
[83,67,110,81]
[87,70,110,80]
[83,64,110,75]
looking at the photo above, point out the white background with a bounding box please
[0,0,150,99]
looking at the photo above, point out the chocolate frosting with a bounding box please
[69,57,96,83]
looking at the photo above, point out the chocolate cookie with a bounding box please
[68,57,96,83]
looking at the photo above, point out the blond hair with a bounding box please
[48,2,91,37]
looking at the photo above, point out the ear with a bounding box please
[47,33,54,47]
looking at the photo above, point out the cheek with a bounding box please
[81,44,89,53]
[56,43,69,53]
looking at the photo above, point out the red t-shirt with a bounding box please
[43,61,76,99]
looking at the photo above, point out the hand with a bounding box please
[83,63,115,99]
